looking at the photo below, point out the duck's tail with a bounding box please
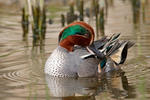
[109,40,134,65]
[81,33,134,68]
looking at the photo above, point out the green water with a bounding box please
[0,0,150,100]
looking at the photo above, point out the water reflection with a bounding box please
[97,71,135,99]
[45,70,132,100]
[45,74,99,98]
[131,0,141,24]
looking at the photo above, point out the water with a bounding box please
[0,0,150,100]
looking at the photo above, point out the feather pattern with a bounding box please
[81,33,134,73]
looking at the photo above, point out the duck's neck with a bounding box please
[59,35,91,52]
[59,39,74,52]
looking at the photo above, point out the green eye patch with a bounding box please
[60,25,90,41]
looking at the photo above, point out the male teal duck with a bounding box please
[45,21,134,77]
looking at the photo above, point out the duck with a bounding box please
[44,21,134,78]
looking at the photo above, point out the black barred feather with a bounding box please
[82,33,134,66]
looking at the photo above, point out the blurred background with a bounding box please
[0,0,150,100]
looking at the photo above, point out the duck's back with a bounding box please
[72,46,99,77]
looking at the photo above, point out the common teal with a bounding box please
[45,21,134,77]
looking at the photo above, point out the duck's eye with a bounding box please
[84,33,90,37]
[76,30,91,36]
[76,32,82,35]
[76,32,91,38]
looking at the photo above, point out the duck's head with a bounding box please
[58,21,95,52]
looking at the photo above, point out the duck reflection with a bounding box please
[45,70,133,100]
[45,74,99,98]
[97,70,130,99]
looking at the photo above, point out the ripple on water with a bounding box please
[2,68,31,84]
